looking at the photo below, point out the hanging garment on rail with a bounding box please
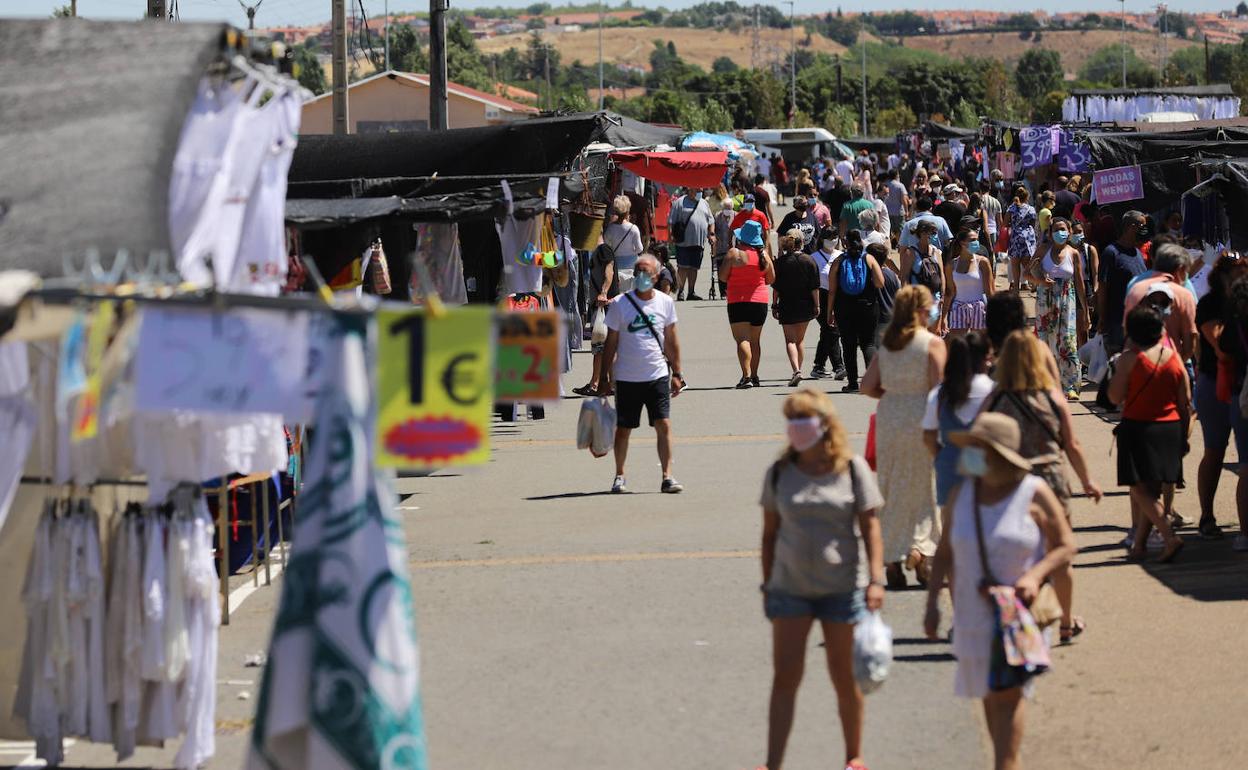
[411,223,470,306]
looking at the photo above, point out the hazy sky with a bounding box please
[5,1,1237,29]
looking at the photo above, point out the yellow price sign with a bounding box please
[375,306,495,468]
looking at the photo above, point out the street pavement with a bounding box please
[50,232,1248,769]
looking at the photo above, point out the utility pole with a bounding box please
[860,39,867,136]
[785,1,795,127]
[751,4,759,71]
[238,0,262,30]
[384,0,390,71]
[1205,35,1211,84]
[1120,0,1128,88]
[545,45,552,111]
[1158,3,1167,84]
[429,0,449,130]
[835,53,842,104]
[598,1,605,111]
[332,0,348,135]
[70,0,76,16]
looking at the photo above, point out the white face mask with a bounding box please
[822,239,836,252]
[957,446,989,478]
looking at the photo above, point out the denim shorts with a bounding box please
[764,588,866,624]
[1194,373,1248,458]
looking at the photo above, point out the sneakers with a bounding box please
[611,475,628,494]
[735,377,753,389]
[1233,534,1248,552]
[841,383,860,393]
[810,366,829,380]
[687,293,703,301]
[788,371,802,387]
[1147,531,1165,551]
[833,368,848,381]
[661,477,684,494]
[1168,509,1195,530]
[750,376,761,388]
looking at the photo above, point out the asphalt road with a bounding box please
[49,221,1248,769]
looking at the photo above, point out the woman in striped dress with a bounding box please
[939,227,995,338]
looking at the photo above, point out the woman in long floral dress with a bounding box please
[1005,185,1037,293]
[1027,217,1087,400]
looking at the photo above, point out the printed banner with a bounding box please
[496,311,562,402]
[71,302,115,442]
[1019,126,1054,169]
[1093,165,1144,205]
[1057,129,1091,173]
[376,306,494,468]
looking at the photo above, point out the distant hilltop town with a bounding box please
[259,7,1248,49]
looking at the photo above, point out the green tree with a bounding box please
[446,20,494,90]
[1079,43,1155,87]
[294,45,327,95]
[389,24,428,73]
[52,5,72,17]
[1014,48,1063,101]
[1002,13,1039,31]
[525,32,561,81]
[872,104,917,135]
[712,56,739,74]
[821,103,858,137]
[526,17,546,31]
[1239,1,1248,18]
[1032,90,1066,123]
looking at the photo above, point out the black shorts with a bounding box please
[615,377,672,429]
[675,245,705,269]
[727,301,768,326]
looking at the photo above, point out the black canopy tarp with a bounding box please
[289,113,607,191]
[0,19,228,277]
[599,114,682,149]
[923,121,977,140]
[1082,127,1248,211]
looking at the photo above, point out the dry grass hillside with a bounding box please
[478,26,850,73]
[897,28,1200,77]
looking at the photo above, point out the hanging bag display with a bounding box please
[368,239,392,295]
[568,170,607,251]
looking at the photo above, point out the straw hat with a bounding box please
[948,413,1031,472]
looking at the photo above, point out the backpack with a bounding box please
[911,254,943,295]
[670,198,693,242]
[839,253,869,296]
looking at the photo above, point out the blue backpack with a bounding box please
[839,252,868,296]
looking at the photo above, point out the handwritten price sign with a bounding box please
[134,306,310,416]
[495,311,561,402]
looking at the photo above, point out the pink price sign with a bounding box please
[1092,165,1144,205]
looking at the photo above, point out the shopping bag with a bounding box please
[591,308,608,346]
[1079,334,1109,384]
[589,397,616,458]
[576,399,596,450]
[853,611,893,694]
[864,412,877,471]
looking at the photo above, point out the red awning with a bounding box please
[609,150,729,188]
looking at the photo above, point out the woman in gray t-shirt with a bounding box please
[759,389,886,770]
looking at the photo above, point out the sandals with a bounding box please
[1158,538,1185,564]
[1059,617,1086,645]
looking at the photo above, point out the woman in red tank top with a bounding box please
[720,219,775,388]
[1108,305,1192,562]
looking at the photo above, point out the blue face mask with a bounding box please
[808,196,818,207]
[744,203,755,212]
[694,191,703,200]
[634,271,655,292]
[968,241,983,254]
[1052,230,1069,245]
[1070,234,1085,246]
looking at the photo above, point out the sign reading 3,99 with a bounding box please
[375,306,495,469]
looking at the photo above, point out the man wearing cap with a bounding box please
[839,184,874,240]
[731,193,772,253]
[1122,243,1198,361]
[668,186,715,301]
[933,184,967,237]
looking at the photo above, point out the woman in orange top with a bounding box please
[721,219,776,389]
[1108,305,1191,563]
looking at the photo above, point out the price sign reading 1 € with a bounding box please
[375,306,495,469]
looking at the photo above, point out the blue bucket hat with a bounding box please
[734,219,765,247]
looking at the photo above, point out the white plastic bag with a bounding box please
[576,399,596,450]
[590,397,616,458]
[591,308,608,346]
[853,611,893,694]
[1079,334,1109,384]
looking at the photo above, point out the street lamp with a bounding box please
[598,1,605,111]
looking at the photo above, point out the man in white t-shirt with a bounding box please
[757,154,772,181]
[599,256,685,494]
[835,156,855,186]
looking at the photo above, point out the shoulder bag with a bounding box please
[622,292,685,389]
[970,481,1056,692]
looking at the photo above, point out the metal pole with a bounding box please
[249,481,260,588]
[1121,0,1127,88]
[429,0,449,130]
[1205,35,1211,84]
[71,0,76,17]
[332,0,349,135]
[598,1,605,111]
[384,0,390,71]
[786,1,795,126]
[1159,3,1167,83]
[218,485,230,626]
[545,45,552,111]
[261,476,273,586]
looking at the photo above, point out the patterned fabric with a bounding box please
[949,299,986,330]
[1036,278,1082,394]
[248,314,428,770]
[1006,203,1037,259]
